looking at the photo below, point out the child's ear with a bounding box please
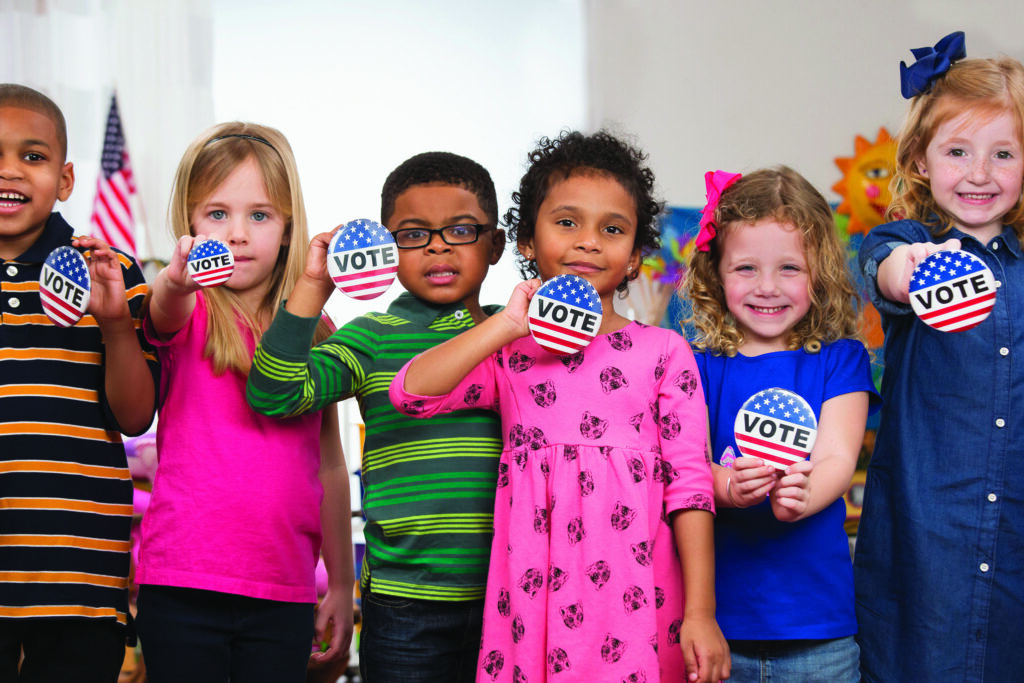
[915,159,929,177]
[518,239,534,262]
[628,247,642,277]
[57,162,74,201]
[488,228,505,265]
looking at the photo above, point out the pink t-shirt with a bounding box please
[137,294,323,603]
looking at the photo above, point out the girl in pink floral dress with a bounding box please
[390,131,729,683]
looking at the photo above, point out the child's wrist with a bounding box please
[95,310,136,335]
[495,307,528,340]
[682,605,717,620]
[726,476,750,508]
[287,275,333,317]
[160,267,197,297]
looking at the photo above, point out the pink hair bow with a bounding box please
[696,170,742,252]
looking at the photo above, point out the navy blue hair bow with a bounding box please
[900,31,967,99]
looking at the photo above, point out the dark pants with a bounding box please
[136,585,314,683]
[0,619,126,683]
[359,589,484,683]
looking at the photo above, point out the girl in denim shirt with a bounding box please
[854,31,1024,681]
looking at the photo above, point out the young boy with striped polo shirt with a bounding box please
[0,84,157,682]
[247,152,504,681]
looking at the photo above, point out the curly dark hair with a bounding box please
[380,151,499,228]
[505,130,663,292]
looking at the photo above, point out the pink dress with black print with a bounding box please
[391,322,713,682]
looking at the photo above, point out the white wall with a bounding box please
[207,0,587,465]
[585,0,1024,207]
[1,0,214,260]
[210,0,587,322]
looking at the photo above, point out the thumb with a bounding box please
[682,640,700,682]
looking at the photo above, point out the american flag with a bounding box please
[40,246,91,327]
[90,94,138,257]
[327,219,398,300]
[187,239,235,287]
[528,274,603,355]
[909,250,996,332]
[733,388,817,470]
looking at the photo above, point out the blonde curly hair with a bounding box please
[683,166,862,356]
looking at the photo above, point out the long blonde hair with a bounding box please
[890,56,1024,238]
[684,166,862,356]
[168,121,330,374]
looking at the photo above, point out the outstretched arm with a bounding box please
[75,235,155,435]
[246,229,361,418]
[148,235,202,337]
[401,279,540,396]
[311,405,355,663]
[672,509,730,683]
[286,228,337,318]
[770,391,868,522]
[876,237,961,303]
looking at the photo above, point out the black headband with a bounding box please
[205,133,276,150]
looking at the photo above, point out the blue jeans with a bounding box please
[728,636,860,683]
[136,585,314,683]
[359,589,484,682]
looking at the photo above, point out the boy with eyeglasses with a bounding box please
[247,151,505,681]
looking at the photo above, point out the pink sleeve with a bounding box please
[657,336,715,515]
[143,290,204,349]
[389,352,501,418]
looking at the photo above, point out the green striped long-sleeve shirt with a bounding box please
[247,293,501,600]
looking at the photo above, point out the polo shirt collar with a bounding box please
[387,291,472,326]
[12,212,75,263]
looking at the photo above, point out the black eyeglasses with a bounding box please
[391,224,489,249]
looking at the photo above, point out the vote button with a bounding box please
[909,250,995,332]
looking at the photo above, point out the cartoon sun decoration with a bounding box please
[832,128,897,235]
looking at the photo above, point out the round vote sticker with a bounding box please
[733,388,817,471]
[908,249,996,332]
[40,246,91,327]
[527,274,603,355]
[187,239,235,287]
[327,219,398,300]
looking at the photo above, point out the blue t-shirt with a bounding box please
[855,219,1024,681]
[695,339,877,640]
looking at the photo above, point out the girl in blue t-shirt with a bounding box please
[682,166,879,683]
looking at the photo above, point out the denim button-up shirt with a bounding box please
[854,219,1024,682]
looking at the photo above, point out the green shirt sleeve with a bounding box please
[246,304,372,417]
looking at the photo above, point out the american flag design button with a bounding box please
[527,274,603,355]
[327,219,398,300]
[187,239,235,288]
[733,388,817,471]
[40,246,91,327]
[909,249,996,332]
